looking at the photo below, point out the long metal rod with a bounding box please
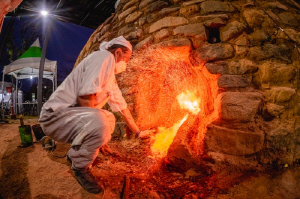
[37,19,53,116]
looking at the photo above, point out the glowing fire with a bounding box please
[151,115,188,158]
[177,90,201,115]
[151,91,200,158]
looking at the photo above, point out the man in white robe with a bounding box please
[39,36,151,193]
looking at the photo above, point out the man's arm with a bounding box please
[77,94,96,108]
[120,108,140,134]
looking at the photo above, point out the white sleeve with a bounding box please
[78,52,115,96]
[108,79,127,112]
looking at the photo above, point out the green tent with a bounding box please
[1,38,57,115]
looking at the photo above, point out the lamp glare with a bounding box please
[41,10,48,16]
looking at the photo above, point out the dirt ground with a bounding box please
[1,117,300,199]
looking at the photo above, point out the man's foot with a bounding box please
[73,168,102,194]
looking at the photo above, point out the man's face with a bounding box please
[115,48,132,63]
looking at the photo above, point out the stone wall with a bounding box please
[75,0,300,169]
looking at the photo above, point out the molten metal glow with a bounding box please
[177,90,201,115]
[151,114,188,158]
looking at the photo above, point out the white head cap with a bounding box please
[99,36,132,52]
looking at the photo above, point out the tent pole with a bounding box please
[15,79,18,115]
[38,18,53,116]
[55,65,57,89]
[1,72,5,120]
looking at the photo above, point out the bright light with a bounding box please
[40,10,48,16]
[30,75,33,79]
[177,90,201,115]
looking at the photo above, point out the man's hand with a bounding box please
[136,129,156,139]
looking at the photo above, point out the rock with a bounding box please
[139,0,156,10]
[263,2,289,11]
[277,29,300,43]
[125,31,139,40]
[263,44,281,59]
[146,13,159,23]
[234,34,249,56]
[205,125,264,155]
[138,17,147,26]
[149,17,189,33]
[170,0,185,3]
[123,0,139,11]
[220,21,247,41]
[243,9,265,28]
[134,36,154,50]
[159,7,180,16]
[154,28,170,41]
[118,24,135,36]
[259,61,295,83]
[190,14,229,23]
[218,75,251,88]
[205,61,228,74]
[219,92,263,121]
[204,18,227,28]
[249,44,281,61]
[144,1,168,14]
[200,1,235,14]
[278,12,299,26]
[125,11,143,24]
[248,47,265,61]
[99,24,111,36]
[190,37,206,49]
[270,87,296,103]
[155,38,192,48]
[173,23,206,40]
[228,59,258,75]
[182,0,206,7]
[206,151,259,168]
[191,44,234,65]
[243,0,255,9]
[262,11,280,30]
[118,6,137,20]
[148,191,160,199]
[249,30,269,44]
[296,105,300,116]
[265,103,285,116]
[180,5,200,17]
[281,171,298,193]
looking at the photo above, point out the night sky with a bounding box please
[0,15,94,93]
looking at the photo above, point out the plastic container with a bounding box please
[18,125,33,146]
[32,124,46,141]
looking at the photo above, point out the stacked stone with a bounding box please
[75,0,300,168]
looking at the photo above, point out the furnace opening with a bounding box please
[123,46,220,166]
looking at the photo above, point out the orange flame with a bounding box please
[151,91,201,158]
[151,114,188,158]
[177,90,201,115]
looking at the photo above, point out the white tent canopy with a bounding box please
[1,38,57,116]
[3,57,56,80]
[2,39,57,81]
